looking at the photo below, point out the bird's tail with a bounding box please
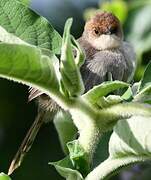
[8,110,46,175]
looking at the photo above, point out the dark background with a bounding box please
[0,0,151,179]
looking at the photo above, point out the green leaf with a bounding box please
[86,116,151,180]
[97,95,122,108]
[0,43,59,93]
[110,116,151,158]
[97,102,151,133]
[85,156,148,180]
[17,0,31,6]
[83,81,129,105]
[92,131,111,168]
[121,86,133,101]
[53,111,77,154]
[0,0,62,54]
[139,60,151,91]
[67,140,90,176]
[60,18,84,97]
[0,173,11,180]
[50,157,84,180]
[71,36,85,68]
[100,103,151,121]
[134,86,151,103]
[134,61,151,102]
[0,26,28,45]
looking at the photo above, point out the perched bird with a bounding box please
[79,12,136,91]
[8,12,136,175]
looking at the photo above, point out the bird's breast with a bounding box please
[80,49,127,91]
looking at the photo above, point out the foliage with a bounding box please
[0,0,151,180]
[0,0,62,54]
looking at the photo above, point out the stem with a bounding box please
[59,97,151,164]
[46,89,151,168]
[78,124,101,162]
[70,101,151,163]
[46,90,101,161]
[46,89,74,110]
[85,156,151,180]
[96,103,151,131]
[69,98,100,161]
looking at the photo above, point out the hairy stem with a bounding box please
[96,103,151,131]
[69,98,101,162]
[85,156,150,180]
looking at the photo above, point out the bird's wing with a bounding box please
[121,41,137,82]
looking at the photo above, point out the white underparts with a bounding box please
[90,34,121,50]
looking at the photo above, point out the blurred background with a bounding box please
[0,0,151,179]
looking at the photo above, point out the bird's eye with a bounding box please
[109,26,118,34]
[94,29,99,35]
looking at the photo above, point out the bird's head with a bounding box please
[83,12,123,50]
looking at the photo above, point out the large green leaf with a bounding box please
[17,0,31,6]
[0,43,59,93]
[0,0,62,54]
[0,26,28,45]
[109,116,151,158]
[85,116,151,180]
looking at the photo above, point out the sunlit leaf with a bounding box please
[50,157,84,180]
[83,81,129,105]
[0,43,59,93]
[97,95,122,108]
[67,140,90,176]
[85,116,151,180]
[0,0,62,54]
[0,26,28,45]
[121,86,133,101]
[60,18,84,97]
[17,0,31,6]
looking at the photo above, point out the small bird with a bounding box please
[8,12,136,175]
[79,12,136,91]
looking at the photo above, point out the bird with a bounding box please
[8,11,136,175]
[79,12,136,91]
